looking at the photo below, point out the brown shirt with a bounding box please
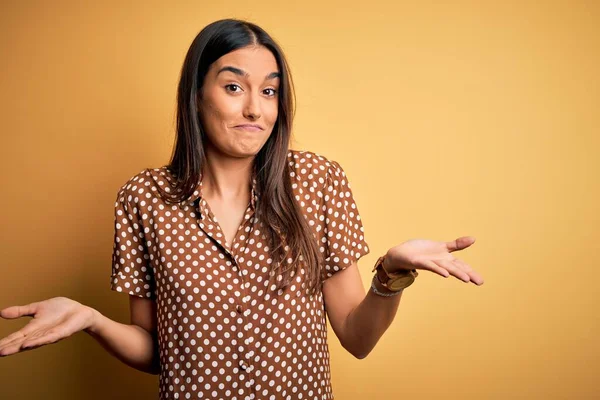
[110,149,370,400]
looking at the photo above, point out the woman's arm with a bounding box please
[0,296,160,375]
[323,261,401,359]
[323,237,483,359]
[86,296,160,375]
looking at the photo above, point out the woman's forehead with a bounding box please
[212,46,279,77]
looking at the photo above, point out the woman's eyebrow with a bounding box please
[217,66,280,80]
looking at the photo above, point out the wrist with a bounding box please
[383,253,406,274]
[373,273,395,293]
[383,252,415,274]
[84,307,104,335]
[372,254,419,294]
[370,274,403,297]
[381,253,395,273]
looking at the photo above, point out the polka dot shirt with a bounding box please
[110,149,370,399]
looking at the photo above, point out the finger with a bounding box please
[22,324,71,350]
[0,327,52,356]
[0,343,23,357]
[454,259,484,286]
[417,259,450,278]
[0,327,47,353]
[446,236,476,253]
[0,331,25,347]
[0,335,36,357]
[0,303,39,319]
[0,337,38,357]
[434,259,470,282]
[0,321,45,347]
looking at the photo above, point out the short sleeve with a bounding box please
[321,160,370,280]
[109,185,156,299]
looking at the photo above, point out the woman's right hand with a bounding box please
[0,296,98,357]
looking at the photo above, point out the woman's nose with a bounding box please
[243,92,261,120]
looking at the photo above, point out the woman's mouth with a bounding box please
[234,124,264,132]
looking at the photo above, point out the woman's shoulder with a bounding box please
[287,148,335,165]
[287,149,346,186]
[115,166,175,205]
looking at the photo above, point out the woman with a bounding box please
[0,19,484,399]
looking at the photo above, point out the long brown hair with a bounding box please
[157,19,323,295]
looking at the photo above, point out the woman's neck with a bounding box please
[202,148,254,201]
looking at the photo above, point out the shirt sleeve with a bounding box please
[321,159,370,280]
[110,185,156,299]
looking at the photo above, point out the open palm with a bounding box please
[0,297,96,357]
[385,236,484,285]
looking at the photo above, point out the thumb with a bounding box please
[446,236,476,252]
[0,303,39,319]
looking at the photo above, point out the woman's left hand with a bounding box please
[384,236,484,285]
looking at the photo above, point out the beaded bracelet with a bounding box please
[370,275,404,297]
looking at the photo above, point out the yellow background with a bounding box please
[1,1,598,399]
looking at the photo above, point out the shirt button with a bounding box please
[236,305,243,314]
[239,360,248,370]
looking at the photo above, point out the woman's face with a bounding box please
[198,45,280,158]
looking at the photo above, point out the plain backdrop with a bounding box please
[0,1,598,399]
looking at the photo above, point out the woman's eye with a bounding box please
[225,84,242,93]
[264,88,278,97]
[225,84,277,96]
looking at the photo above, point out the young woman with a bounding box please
[0,19,484,400]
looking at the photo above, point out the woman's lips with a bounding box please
[234,125,263,132]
